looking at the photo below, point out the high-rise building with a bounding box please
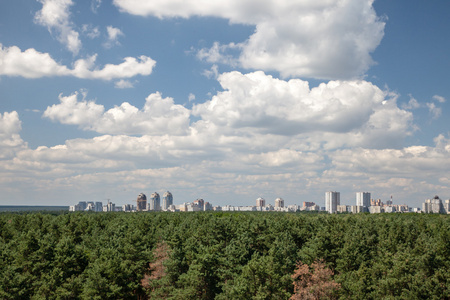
[95,202,103,212]
[422,195,444,213]
[162,191,173,211]
[356,192,371,208]
[444,199,450,214]
[386,195,393,206]
[303,201,315,208]
[256,197,266,207]
[274,197,284,208]
[149,192,161,211]
[137,193,147,211]
[106,201,115,212]
[325,191,340,214]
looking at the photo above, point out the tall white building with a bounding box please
[444,199,450,214]
[274,197,284,208]
[423,196,444,214]
[162,191,173,211]
[148,192,161,211]
[325,191,340,214]
[256,197,266,207]
[356,192,371,208]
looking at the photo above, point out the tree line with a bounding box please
[0,211,449,299]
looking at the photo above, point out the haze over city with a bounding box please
[0,0,449,208]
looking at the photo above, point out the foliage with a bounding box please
[290,260,340,300]
[0,211,449,299]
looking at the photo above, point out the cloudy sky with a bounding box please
[0,0,449,208]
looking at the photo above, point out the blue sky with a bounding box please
[0,0,449,208]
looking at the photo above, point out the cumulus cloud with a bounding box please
[104,26,124,48]
[114,0,384,79]
[114,79,135,89]
[192,71,412,148]
[0,44,156,80]
[43,91,190,135]
[0,111,27,159]
[330,139,450,176]
[35,0,82,55]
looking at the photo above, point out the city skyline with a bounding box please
[1,1,449,208]
[68,189,448,211]
[69,191,450,214]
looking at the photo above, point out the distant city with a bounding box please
[69,191,450,214]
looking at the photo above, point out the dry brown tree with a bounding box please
[290,260,340,300]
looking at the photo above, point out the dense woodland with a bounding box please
[0,211,449,299]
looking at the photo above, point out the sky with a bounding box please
[0,0,449,208]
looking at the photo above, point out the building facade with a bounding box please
[356,192,371,208]
[325,191,340,214]
[149,192,161,211]
[162,191,173,211]
[136,193,147,211]
[256,197,266,207]
[274,197,284,208]
[422,196,444,214]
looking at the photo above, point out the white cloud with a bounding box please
[197,42,240,66]
[0,44,156,80]
[35,0,82,55]
[192,71,412,148]
[82,24,101,39]
[114,0,384,79]
[0,44,70,78]
[71,54,156,80]
[202,64,219,79]
[114,79,135,89]
[104,26,124,48]
[0,111,27,159]
[43,91,190,135]
[91,0,102,13]
[188,93,196,102]
[432,95,446,103]
[43,92,104,128]
[402,94,421,110]
[330,138,450,176]
[426,102,442,120]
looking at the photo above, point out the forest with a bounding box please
[0,211,449,299]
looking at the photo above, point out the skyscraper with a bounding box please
[275,197,284,208]
[256,197,266,207]
[149,192,161,211]
[136,193,147,211]
[356,192,371,208]
[325,191,340,214]
[162,191,173,211]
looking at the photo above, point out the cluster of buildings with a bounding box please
[69,191,450,214]
[422,195,450,214]
[325,191,450,214]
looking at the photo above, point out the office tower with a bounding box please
[275,197,284,208]
[95,202,103,212]
[356,192,371,207]
[137,193,147,211]
[325,191,340,214]
[162,191,173,211]
[256,197,266,207]
[149,192,161,211]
